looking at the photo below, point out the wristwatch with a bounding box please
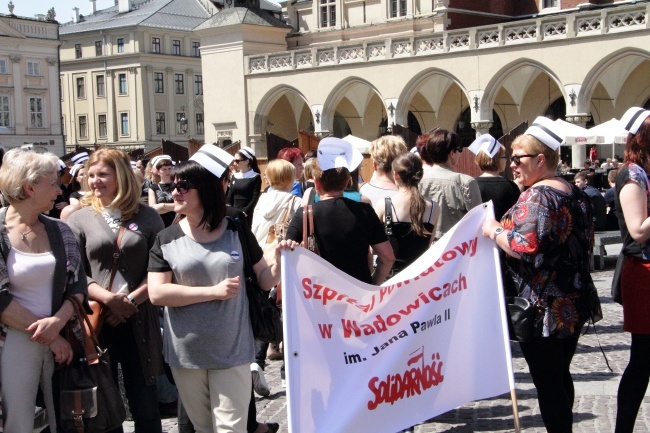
[493,227,504,241]
[127,294,138,307]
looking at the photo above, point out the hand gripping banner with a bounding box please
[280,203,515,433]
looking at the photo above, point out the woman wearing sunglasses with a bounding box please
[148,155,176,227]
[482,117,601,433]
[417,128,482,241]
[67,148,166,433]
[148,144,294,433]
[228,147,262,227]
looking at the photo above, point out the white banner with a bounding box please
[281,203,514,433]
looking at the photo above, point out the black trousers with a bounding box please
[519,335,579,433]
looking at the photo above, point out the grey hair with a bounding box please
[0,149,60,203]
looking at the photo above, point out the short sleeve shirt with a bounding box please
[148,218,263,369]
[286,197,387,284]
[616,163,650,260]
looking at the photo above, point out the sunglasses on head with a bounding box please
[170,180,196,194]
[509,154,538,166]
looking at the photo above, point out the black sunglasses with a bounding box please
[170,180,196,194]
[509,154,538,166]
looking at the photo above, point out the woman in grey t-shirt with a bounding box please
[149,144,295,433]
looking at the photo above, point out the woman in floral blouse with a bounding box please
[483,116,601,433]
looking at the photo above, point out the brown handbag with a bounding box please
[87,226,125,334]
[266,197,297,244]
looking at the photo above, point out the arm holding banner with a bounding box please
[256,239,300,290]
[482,218,521,259]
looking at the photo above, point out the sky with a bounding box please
[10,0,121,21]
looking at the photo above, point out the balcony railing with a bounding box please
[247,3,648,74]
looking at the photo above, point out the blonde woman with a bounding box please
[67,148,165,433]
[252,159,301,245]
[360,135,408,207]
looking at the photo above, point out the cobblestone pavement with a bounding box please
[126,246,649,433]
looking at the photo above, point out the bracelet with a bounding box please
[127,294,138,307]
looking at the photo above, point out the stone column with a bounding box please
[566,114,592,169]
[471,121,493,139]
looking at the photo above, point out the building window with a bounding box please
[152,37,161,53]
[176,112,184,134]
[390,0,407,17]
[120,112,129,135]
[172,40,181,56]
[119,73,127,95]
[196,113,204,135]
[75,43,82,59]
[156,112,166,134]
[154,72,164,93]
[29,97,43,128]
[27,61,40,76]
[320,0,336,28]
[117,38,124,53]
[192,41,200,57]
[0,59,6,74]
[98,114,107,137]
[175,73,184,94]
[76,77,85,99]
[78,115,88,139]
[194,75,202,95]
[96,75,105,97]
[95,41,103,56]
[542,0,558,7]
[0,96,10,127]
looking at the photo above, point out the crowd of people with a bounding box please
[0,106,648,433]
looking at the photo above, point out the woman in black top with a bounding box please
[228,147,262,227]
[374,152,439,274]
[148,155,176,227]
[286,137,395,284]
[469,134,521,221]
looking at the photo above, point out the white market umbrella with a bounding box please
[588,119,628,145]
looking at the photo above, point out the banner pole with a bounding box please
[510,388,521,433]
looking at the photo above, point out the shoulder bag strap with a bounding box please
[231,217,256,285]
[67,295,102,364]
[306,205,319,255]
[302,206,309,248]
[384,197,393,236]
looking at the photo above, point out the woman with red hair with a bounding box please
[614,107,650,433]
[277,147,310,198]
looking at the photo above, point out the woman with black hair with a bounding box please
[148,144,294,433]
[418,128,482,240]
[228,147,262,226]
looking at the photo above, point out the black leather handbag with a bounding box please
[232,217,284,344]
[506,296,537,343]
[59,296,126,433]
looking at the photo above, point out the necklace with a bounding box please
[20,228,34,240]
